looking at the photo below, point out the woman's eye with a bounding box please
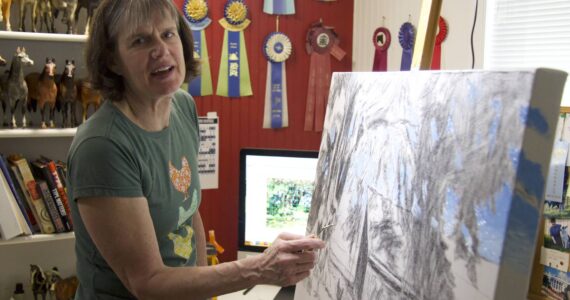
[132,37,146,45]
[164,31,176,38]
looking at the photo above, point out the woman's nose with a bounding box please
[151,40,168,59]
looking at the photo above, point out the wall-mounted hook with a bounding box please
[408,14,412,23]
[382,16,386,27]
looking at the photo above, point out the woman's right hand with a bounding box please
[252,232,326,286]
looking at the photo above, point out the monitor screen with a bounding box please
[238,149,319,253]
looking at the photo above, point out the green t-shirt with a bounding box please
[67,90,202,299]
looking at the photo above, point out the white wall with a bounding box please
[353,0,486,71]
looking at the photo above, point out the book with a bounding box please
[43,158,72,227]
[0,169,31,240]
[8,155,56,234]
[36,180,66,233]
[9,165,41,233]
[31,160,72,232]
[0,155,34,231]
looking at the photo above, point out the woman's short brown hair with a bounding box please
[85,0,199,102]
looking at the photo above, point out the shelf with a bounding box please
[0,232,75,246]
[0,31,87,42]
[0,128,76,138]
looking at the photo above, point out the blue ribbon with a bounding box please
[189,30,202,96]
[270,61,283,128]
[399,22,415,71]
[228,31,241,97]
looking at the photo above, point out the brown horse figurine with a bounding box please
[0,0,12,31]
[26,57,58,128]
[76,79,101,123]
[0,47,34,128]
[19,0,37,32]
[56,59,77,127]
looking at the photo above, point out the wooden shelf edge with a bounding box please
[0,31,86,42]
[0,232,75,245]
[561,106,570,114]
[0,128,77,138]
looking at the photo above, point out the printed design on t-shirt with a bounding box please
[169,156,191,200]
[168,225,194,261]
[178,189,199,227]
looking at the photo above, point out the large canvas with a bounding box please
[295,70,567,300]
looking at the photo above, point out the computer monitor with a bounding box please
[238,148,319,256]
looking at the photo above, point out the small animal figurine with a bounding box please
[0,55,6,67]
[74,0,99,34]
[76,79,101,123]
[0,47,34,128]
[0,0,3,22]
[35,0,54,33]
[30,264,48,300]
[57,59,77,127]
[54,276,79,300]
[50,0,78,34]
[44,266,62,299]
[19,0,38,32]
[26,57,58,128]
[1,0,12,31]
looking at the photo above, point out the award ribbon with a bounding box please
[183,0,213,96]
[216,0,253,98]
[398,22,415,71]
[304,23,345,132]
[372,27,391,71]
[431,16,448,70]
[263,0,295,15]
[263,32,292,129]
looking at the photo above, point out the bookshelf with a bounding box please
[0,7,88,297]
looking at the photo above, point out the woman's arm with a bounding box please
[77,196,324,300]
[193,211,207,267]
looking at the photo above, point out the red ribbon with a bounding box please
[431,16,448,70]
[304,24,343,132]
[372,27,391,71]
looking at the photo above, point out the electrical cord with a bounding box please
[471,0,479,69]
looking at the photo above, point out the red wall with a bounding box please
[173,0,353,261]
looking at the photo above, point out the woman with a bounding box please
[67,1,325,299]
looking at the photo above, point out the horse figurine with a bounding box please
[54,275,79,300]
[50,0,78,34]
[44,266,62,300]
[0,47,34,128]
[74,0,99,34]
[76,79,101,123]
[35,0,54,33]
[1,0,12,31]
[0,55,6,67]
[30,264,48,300]
[56,59,77,127]
[26,57,58,128]
[19,0,37,32]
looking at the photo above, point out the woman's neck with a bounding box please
[114,94,172,132]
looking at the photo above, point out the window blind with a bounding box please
[484,0,570,103]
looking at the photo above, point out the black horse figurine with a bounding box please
[30,264,48,300]
[0,47,34,128]
[57,59,77,127]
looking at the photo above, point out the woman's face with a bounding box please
[112,12,185,103]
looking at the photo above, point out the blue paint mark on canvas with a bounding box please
[516,150,546,202]
[431,118,439,142]
[467,81,478,106]
[444,188,459,236]
[527,107,550,134]
[488,98,501,154]
[502,194,539,274]
[475,183,512,264]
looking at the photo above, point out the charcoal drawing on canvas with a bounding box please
[295,70,566,300]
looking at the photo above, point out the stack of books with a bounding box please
[0,154,73,240]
